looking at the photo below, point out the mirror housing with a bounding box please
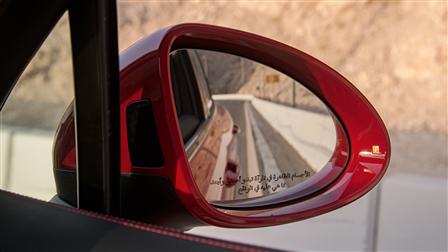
[54,23,390,228]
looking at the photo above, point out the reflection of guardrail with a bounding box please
[255,95,329,115]
[256,78,330,115]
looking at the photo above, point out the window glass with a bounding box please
[0,13,73,201]
[169,50,204,143]
[188,50,213,116]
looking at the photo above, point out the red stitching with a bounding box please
[0,190,269,252]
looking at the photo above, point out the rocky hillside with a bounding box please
[1,1,446,134]
[195,50,256,95]
[118,1,447,133]
[192,49,328,114]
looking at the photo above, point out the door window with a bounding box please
[0,13,73,201]
[188,50,213,117]
[170,50,207,143]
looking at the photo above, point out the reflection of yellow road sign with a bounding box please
[265,74,279,84]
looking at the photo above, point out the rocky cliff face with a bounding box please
[117,1,447,133]
[2,1,446,134]
[195,49,256,95]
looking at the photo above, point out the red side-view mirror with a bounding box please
[53,23,390,229]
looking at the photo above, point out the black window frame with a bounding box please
[187,49,213,118]
[168,50,217,159]
[170,50,205,142]
[170,50,205,121]
[0,0,121,216]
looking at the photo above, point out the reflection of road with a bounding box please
[215,99,314,200]
[250,107,315,182]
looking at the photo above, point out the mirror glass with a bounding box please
[169,49,348,208]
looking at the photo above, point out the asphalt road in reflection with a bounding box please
[216,100,314,200]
